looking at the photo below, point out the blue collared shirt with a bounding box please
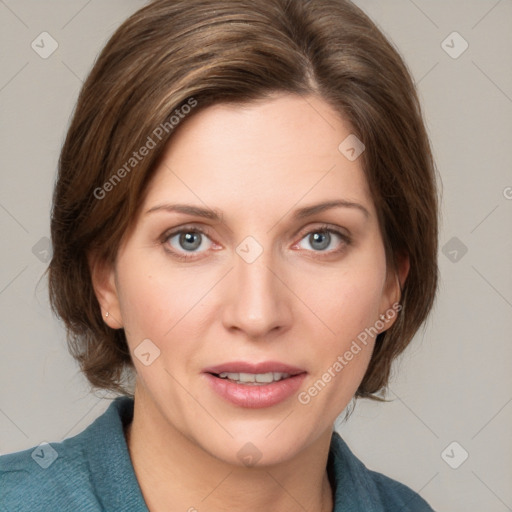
[0,396,435,511]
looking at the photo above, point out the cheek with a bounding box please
[116,272,166,342]
[330,272,384,341]
[299,258,386,349]
[115,253,219,392]
[116,252,203,342]
[293,245,387,411]
[296,268,384,417]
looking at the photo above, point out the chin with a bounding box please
[197,423,317,469]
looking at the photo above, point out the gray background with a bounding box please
[1,1,511,511]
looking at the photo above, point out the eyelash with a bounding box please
[160,224,351,261]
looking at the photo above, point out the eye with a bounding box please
[162,227,214,259]
[161,224,350,261]
[295,225,350,254]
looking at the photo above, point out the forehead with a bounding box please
[143,94,375,219]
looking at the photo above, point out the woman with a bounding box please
[0,0,438,510]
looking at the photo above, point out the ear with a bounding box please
[88,251,124,329]
[378,251,410,332]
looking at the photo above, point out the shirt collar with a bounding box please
[327,429,385,511]
[86,396,148,510]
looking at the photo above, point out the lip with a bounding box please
[203,361,306,376]
[203,361,307,409]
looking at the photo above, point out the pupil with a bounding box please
[180,232,201,251]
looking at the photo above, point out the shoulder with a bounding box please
[367,468,435,511]
[0,397,135,512]
[328,431,435,511]
[0,432,99,511]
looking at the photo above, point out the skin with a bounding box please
[91,93,409,512]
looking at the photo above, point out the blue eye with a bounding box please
[161,224,350,261]
[164,228,212,257]
[297,228,348,252]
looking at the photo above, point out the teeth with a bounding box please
[217,372,290,384]
[256,373,274,383]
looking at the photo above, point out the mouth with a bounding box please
[202,361,307,408]
[213,371,293,385]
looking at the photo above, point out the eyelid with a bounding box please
[161,223,212,240]
[295,222,350,240]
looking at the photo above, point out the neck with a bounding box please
[124,390,334,512]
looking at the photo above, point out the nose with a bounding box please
[221,247,293,340]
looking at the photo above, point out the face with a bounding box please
[94,93,404,467]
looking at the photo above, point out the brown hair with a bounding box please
[49,0,438,399]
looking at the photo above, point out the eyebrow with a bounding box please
[293,199,369,220]
[145,199,370,221]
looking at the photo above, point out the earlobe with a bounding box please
[87,251,123,329]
